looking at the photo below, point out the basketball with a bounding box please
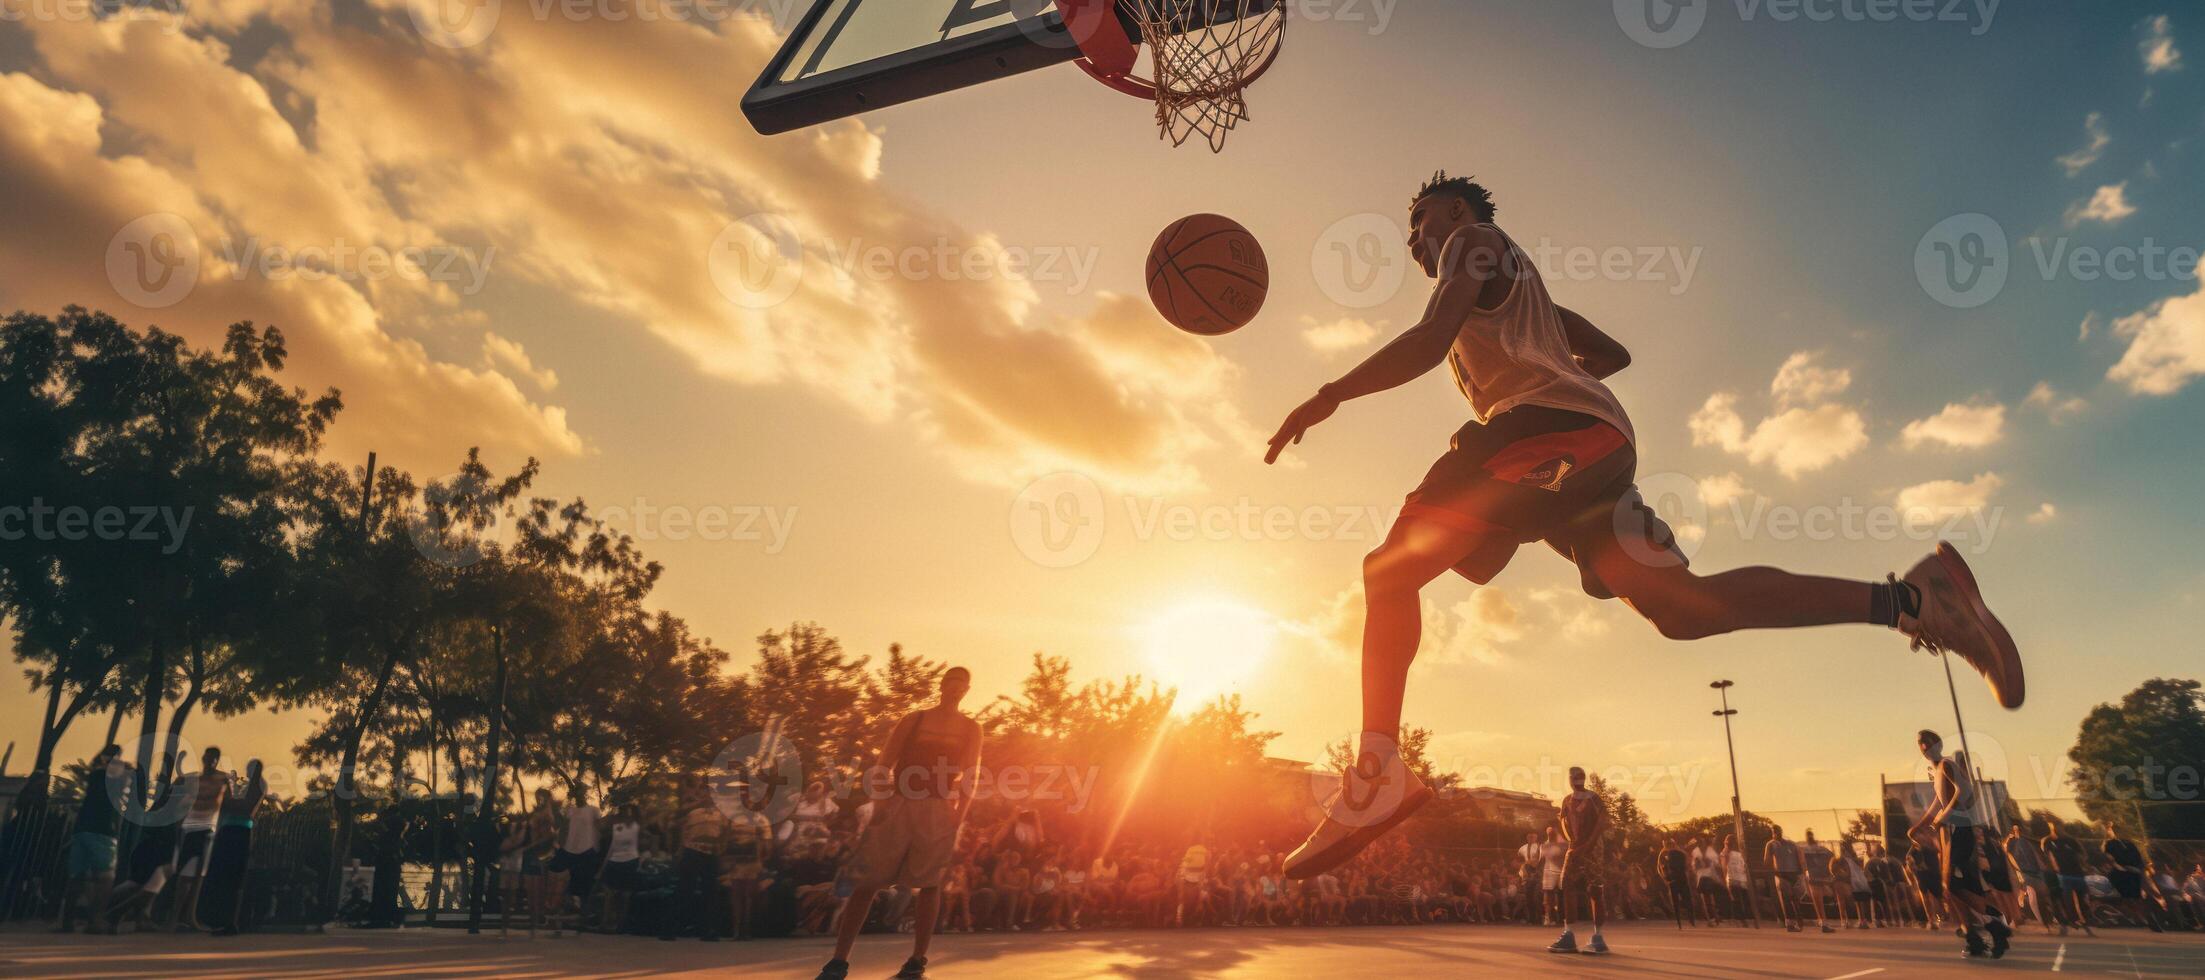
[1146,214,1270,336]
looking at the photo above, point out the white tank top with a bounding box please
[1447,225,1634,443]
[607,821,640,862]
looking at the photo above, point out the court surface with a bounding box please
[4,924,2201,978]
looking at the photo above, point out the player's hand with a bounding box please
[1266,390,1340,465]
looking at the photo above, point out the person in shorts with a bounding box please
[597,803,644,933]
[547,787,602,914]
[1764,826,1806,931]
[52,745,125,934]
[1801,830,1837,933]
[1546,767,1609,955]
[1656,836,1694,928]
[167,746,230,932]
[1271,175,2025,882]
[817,667,982,980]
[1911,732,2010,957]
[2042,821,2096,935]
[1515,832,1542,924]
[2101,823,2163,932]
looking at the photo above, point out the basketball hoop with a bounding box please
[1055,0,1287,152]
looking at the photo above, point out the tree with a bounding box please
[2067,678,2205,842]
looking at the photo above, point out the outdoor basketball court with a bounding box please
[5,926,2201,979]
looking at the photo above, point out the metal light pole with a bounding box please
[1712,680,1759,926]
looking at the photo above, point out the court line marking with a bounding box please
[1826,970,1885,980]
[2052,942,2065,971]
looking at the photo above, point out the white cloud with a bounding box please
[1900,401,2006,450]
[1769,351,1853,407]
[2107,283,2205,395]
[1690,393,1868,478]
[1300,316,1382,355]
[1697,472,1751,508]
[1896,472,2004,529]
[483,334,559,391]
[2057,112,2111,176]
[2023,382,2088,423]
[2066,183,2138,226]
[2026,503,2058,526]
[2142,15,2184,75]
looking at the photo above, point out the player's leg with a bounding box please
[1578,513,2024,707]
[1284,514,1496,880]
[821,884,882,978]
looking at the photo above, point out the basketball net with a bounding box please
[1056,0,1287,152]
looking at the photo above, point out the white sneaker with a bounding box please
[1898,543,2024,709]
[1282,735,1432,881]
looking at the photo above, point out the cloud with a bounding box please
[2026,503,2058,526]
[2107,283,2205,395]
[1301,316,1382,355]
[2023,382,2088,423]
[0,8,1251,493]
[1895,473,2004,529]
[1900,401,2006,450]
[1769,351,1853,407]
[2057,112,2111,176]
[2066,183,2138,226]
[1697,472,1751,508]
[1690,395,1868,478]
[483,334,558,391]
[2141,15,2183,75]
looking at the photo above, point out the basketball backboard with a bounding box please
[743,0,1092,136]
[742,0,1281,140]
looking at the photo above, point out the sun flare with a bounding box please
[1134,598,1279,710]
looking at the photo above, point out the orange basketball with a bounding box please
[1146,214,1269,336]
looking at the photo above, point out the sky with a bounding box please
[2,0,2202,828]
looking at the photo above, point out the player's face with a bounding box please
[1407,197,1462,280]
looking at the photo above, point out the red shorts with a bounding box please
[1403,406,1687,599]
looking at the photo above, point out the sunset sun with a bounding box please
[1135,598,1279,710]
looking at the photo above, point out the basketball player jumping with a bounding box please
[817,667,983,980]
[1266,172,2024,881]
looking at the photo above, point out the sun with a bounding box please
[1134,598,1279,710]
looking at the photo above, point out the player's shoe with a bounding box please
[894,956,929,978]
[1820,923,1835,933]
[816,959,850,980]
[1985,917,2012,959]
[1898,543,2025,709]
[1959,927,1988,958]
[1546,930,1578,954]
[1282,737,1432,881]
[1583,934,1610,955]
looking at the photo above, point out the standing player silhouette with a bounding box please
[1268,173,2025,880]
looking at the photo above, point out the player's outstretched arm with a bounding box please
[1557,306,1631,380]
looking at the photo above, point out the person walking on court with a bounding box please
[1656,836,1694,929]
[660,779,728,942]
[168,746,230,932]
[1911,730,2012,958]
[1765,826,1806,932]
[816,666,982,980]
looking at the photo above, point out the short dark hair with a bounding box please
[1917,729,1941,746]
[1414,170,1498,224]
